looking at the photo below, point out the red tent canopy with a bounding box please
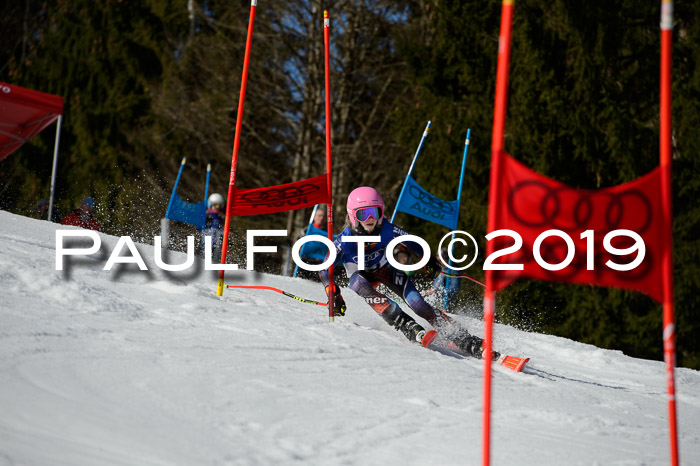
[0,81,64,162]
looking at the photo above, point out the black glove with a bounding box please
[424,255,441,280]
[325,284,347,316]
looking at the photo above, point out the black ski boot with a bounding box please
[454,334,501,360]
[391,312,428,345]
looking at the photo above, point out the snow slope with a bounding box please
[0,210,698,466]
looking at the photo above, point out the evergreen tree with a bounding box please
[0,0,183,235]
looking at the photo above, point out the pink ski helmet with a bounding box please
[346,186,385,228]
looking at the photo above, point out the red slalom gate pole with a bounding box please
[660,1,679,465]
[217,0,257,297]
[484,1,514,465]
[324,11,336,322]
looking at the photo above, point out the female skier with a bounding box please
[319,186,498,359]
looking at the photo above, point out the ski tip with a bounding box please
[514,357,530,372]
[421,330,438,348]
[498,355,530,372]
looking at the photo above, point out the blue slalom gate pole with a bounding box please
[391,121,431,223]
[166,157,187,218]
[444,128,471,310]
[293,204,320,277]
[204,163,211,205]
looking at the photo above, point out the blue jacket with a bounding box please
[320,221,424,281]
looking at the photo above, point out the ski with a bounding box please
[496,354,530,372]
[445,341,529,372]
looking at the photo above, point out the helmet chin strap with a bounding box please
[354,219,382,235]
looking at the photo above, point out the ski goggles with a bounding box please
[353,206,383,222]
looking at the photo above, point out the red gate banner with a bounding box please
[229,173,329,216]
[489,152,667,303]
[0,81,64,162]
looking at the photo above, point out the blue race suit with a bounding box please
[201,208,224,258]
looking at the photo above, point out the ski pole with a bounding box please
[225,285,327,306]
[436,256,486,287]
[439,271,486,288]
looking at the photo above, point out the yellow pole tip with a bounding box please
[324,11,328,18]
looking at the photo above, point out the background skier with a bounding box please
[201,193,225,259]
[60,197,101,231]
